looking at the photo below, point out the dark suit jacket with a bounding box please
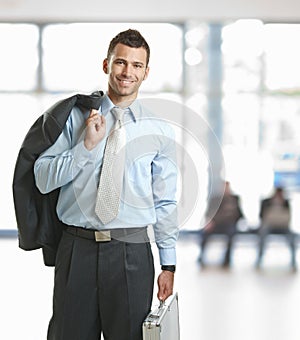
[259,197,290,230]
[259,197,290,219]
[205,194,243,234]
[12,91,103,266]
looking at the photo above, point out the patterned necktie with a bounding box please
[95,107,126,224]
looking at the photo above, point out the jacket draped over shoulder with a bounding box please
[12,91,103,266]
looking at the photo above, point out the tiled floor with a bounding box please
[1,234,300,340]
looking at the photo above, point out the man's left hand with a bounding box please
[157,270,174,301]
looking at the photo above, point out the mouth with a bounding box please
[117,77,134,86]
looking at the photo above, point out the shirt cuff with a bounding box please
[159,247,176,266]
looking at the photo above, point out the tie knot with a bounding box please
[111,107,125,123]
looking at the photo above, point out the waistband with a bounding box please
[65,225,149,243]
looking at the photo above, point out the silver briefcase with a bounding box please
[142,293,180,340]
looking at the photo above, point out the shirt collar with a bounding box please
[100,93,141,123]
[100,94,114,115]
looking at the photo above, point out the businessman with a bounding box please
[34,29,178,340]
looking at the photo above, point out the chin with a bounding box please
[118,89,135,97]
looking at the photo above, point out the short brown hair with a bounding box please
[107,29,150,66]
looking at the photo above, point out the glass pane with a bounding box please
[1,92,66,229]
[222,20,263,93]
[1,94,40,229]
[264,24,300,91]
[184,23,209,95]
[42,23,182,93]
[0,24,39,91]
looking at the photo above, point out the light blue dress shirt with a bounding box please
[34,94,178,265]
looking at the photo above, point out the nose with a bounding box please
[121,63,133,76]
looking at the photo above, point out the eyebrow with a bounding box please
[133,61,145,67]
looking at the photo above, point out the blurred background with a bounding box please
[1,1,300,339]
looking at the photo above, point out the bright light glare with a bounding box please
[264,24,300,90]
[185,26,206,46]
[184,47,203,66]
[222,19,264,59]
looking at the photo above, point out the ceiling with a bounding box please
[1,0,300,23]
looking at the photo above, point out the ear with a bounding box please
[143,66,150,81]
[103,58,108,74]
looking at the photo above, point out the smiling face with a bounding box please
[103,43,149,106]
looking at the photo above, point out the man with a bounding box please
[256,186,296,270]
[199,181,243,267]
[33,29,178,340]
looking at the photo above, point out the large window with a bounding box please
[222,20,300,226]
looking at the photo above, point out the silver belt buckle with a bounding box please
[95,230,111,242]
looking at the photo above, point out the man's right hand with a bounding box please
[84,109,106,150]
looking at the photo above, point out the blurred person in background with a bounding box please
[198,181,244,267]
[256,186,296,270]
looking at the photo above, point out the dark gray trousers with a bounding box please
[47,229,154,340]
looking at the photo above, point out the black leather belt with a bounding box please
[65,226,148,243]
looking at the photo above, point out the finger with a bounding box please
[160,291,172,302]
[85,116,96,126]
[158,291,169,302]
[99,114,106,126]
[94,114,105,129]
[86,110,101,126]
[157,289,163,301]
[88,109,98,118]
[89,108,98,117]
[157,282,167,301]
[95,115,106,132]
[157,280,163,300]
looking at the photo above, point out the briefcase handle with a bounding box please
[148,301,165,319]
[147,296,173,319]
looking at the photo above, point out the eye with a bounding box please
[115,60,126,65]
